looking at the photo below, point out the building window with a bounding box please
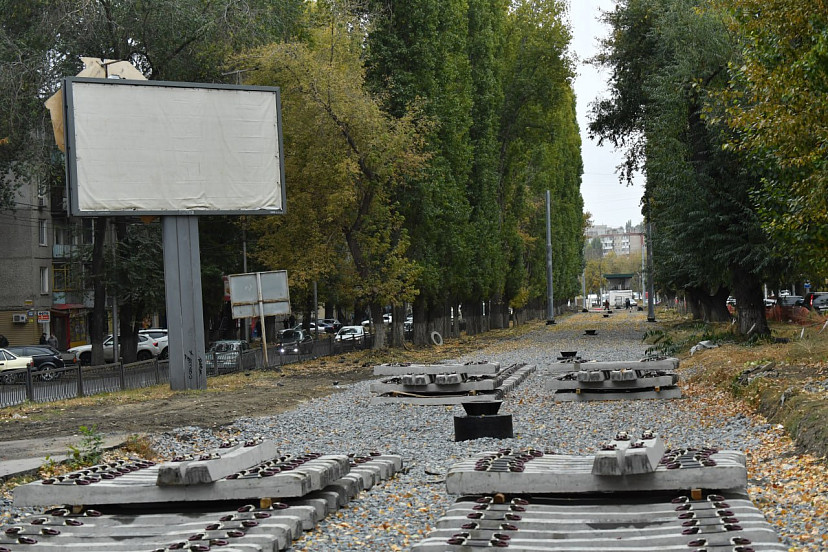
[40,266,49,294]
[53,263,69,292]
[39,219,48,246]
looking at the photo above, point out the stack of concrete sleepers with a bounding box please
[546,357,681,401]
[370,362,536,405]
[6,440,402,552]
[412,431,783,551]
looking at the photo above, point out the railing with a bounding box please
[1,334,375,408]
[0,359,171,409]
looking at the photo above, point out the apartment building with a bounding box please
[0,178,92,350]
[586,223,645,257]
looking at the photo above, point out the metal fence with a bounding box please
[1,334,374,409]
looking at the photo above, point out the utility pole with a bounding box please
[545,190,555,324]
[111,220,118,362]
[646,221,656,322]
[242,218,249,342]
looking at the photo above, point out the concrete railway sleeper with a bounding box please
[2,453,404,552]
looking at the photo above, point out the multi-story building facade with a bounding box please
[586,223,645,257]
[0,178,93,350]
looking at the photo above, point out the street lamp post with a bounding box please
[545,190,555,324]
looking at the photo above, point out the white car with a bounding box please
[334,325,366,342]
[139,328,169,359]
[0,348,35,384]
[69,334,160,365]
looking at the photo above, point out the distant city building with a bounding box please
[585,223,644,257]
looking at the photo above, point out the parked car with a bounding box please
[802,292,828,313]
[293,322,323,334]
[139,328,169,359]
[69,334,159,365]
[5,345,66,381]
[313,320,333,334]
[277,329,314,354]
[777,295,803,307]
[206,340,250,373]
[335,325,366,342]
[318,318,341,332]
[0,349,35,384]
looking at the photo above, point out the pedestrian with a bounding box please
[39,332,47,345]
[47,333,58,349]
[625,298,631,311]
[0,334,8,348]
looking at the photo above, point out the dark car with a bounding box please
[318,318,342,333]
[802,292,828,313]
[776,295,803,307]
[277,329,314,354]
[206,340,251,374]
[5,345,66,381]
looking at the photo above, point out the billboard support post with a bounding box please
[163,216,207,390]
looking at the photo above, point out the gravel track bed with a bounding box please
[3,312,821,550]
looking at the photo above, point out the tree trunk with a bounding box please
[490,298,508,329]
[389,304,405,347]
[701,286,731,322]
[118,301,139,364]
[370,303,385,349]
[731,266,770,336]
[685,287,703,320]
[90,217,108,365]
[412,295,429,346]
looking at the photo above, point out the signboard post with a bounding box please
[228,271,291,367]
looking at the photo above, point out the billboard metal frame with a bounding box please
[62,77,286,217]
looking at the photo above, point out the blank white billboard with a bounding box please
[63,77,285,216]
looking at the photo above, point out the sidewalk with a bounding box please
[0,434,129,481]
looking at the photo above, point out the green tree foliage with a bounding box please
[711,0,828,276]
[363,0,583,336]
[590,0,790,334]
[363,0,476,338]
[499,1,584,315]
[238,18,427,348]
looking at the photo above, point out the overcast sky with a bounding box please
[567,0,645,229]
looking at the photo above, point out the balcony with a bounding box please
[53,244,78,258]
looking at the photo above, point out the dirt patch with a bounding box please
[0,367,374,458]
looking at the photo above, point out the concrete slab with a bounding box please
[370,380,499,393]
[373,362,502,376]
[370,392,503,406]
[575,358,679,371]
[156,439,279,486]
[412,492,783,551]
[548,375,676,390]
[446,449,746,495]
[13,455,351,507]
[553,387,683,402]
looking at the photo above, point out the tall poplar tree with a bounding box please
[590,0,789,334]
